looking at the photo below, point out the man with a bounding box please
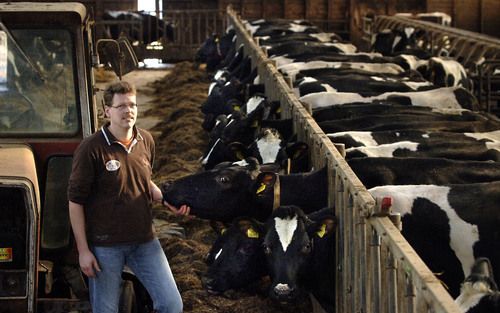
[68,81,186,313]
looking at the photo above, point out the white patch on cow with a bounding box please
[245,24,260,36]
[346,52,383,58]
[254,75,261,84]
[431,107,468,115]
[392,35,402,50]
[398,54,428,71]
[275,215,298,252]
[328,131,377,147]
[368,185,479,277]
[309,32,337,42]
[431,57,467,87]
[214,249,223,260]
[485,141,500,152]
[298,77,318,84]
[422,133,430,138]
[346,141,419,157]
[201,138,222,165]
[321,84,337,92]
[404,27,415,39]
[494,68,500,76]
[224,81,231,87]
[232,159,249,167]
[370,76,386,82]
[402,81,433,90]
[256,134,282,163]
[208,82,217,95]
[245,96,265,114]
[455,281,492,312]
[288,23,311,33]
[300,91,366,108]
[214,70,225,81]
[271,56,294,67]
[279,61,404,82]
[257,35,270,41]
[332,43,357,54]
[464,130,500,142]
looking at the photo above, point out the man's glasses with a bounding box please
[110,103,138,110]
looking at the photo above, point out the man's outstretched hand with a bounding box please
[163,201,191,216]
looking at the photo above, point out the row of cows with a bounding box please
[163,17,500,313]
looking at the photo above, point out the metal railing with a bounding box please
[95,9,227,61]
[227,7,462,313]
[362,15,500,113]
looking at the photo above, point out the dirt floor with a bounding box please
[95,63,314,313]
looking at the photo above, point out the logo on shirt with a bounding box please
[106,160,121,171]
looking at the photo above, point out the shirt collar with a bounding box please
[100,122,144,146]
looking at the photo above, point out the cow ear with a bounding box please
[210,220,229,236]
[286,142,309,160]
[309,217,336,238]
[236,218,264,239]
[228,142,249,161]
[253,172,277,196]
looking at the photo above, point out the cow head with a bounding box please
[263,206,336,304]
[161,158,268,221]
[195,29,236,72]
[202,217,267,293]
[455,257,500,313]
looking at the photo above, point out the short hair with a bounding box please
[103,81,136,107]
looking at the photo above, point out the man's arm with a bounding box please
[150,180,190,215]
[69,200,101,277]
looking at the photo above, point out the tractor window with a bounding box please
[0,25,79,136]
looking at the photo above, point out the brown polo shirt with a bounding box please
[68,123,155,246]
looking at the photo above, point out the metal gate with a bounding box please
[95,9,227,62]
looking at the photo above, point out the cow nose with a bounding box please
[273,283,293,298]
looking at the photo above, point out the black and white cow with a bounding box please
[195,28,237,72]
[328,129,500,148]
[161,160,328,222]
[279,60,405,81]
[201,127,309,172]
[300,86,478,110]
[369,181,500,297]
[244,19,318,37]
[294,74,435,97]
[102,11,174,44]
[371,27,427,57]
[425,57,472,91]
[348,157,500,188]
[455,257,500,313]
[263,206,336,312]
[257,32,342,45]
[345,138,500,161]
[313,102,469,123]
[202,217,267,294]
[319,113,500,133]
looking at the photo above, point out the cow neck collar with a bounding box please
[272,175,281,211]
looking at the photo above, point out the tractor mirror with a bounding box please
[96,37,138,79]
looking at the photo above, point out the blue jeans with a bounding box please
[89,238,183,313]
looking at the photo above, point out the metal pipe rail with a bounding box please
[227,7,462,313]
[371,15,500,72]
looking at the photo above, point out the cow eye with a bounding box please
[302,243,311,254]
[262,244,272,255]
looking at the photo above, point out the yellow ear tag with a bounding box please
[233,105,240,111]
[221,228,227,235]
[247,228,259,238]
[316,224,326,238]
[256,183,266,194]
